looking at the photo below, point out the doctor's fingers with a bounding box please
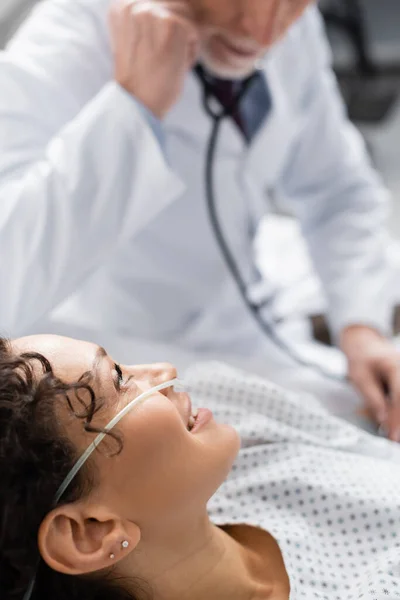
[113,0,198,31]
[130,0,197,20]
[384,364,400,442]
[350,366,389,427]
[110,1,199,63]
[137,2,200,66]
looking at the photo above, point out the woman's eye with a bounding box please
[114,363,124,390]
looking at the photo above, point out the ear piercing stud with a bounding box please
[109,541,129,560]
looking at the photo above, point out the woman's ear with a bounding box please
[38,503,141,575]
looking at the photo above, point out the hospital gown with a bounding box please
[184,362,400,600]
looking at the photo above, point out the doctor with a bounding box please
[0,0,399,436]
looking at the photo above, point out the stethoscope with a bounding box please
[193,64,346,383]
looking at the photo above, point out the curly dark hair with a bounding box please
[0,337,150,600]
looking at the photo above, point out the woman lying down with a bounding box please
[2,335,400,600]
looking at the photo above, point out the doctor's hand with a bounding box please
[341,325,400,442]
[109,0,200,119]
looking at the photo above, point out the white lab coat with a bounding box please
[0,0,392,376]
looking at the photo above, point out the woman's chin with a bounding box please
[218,422,242,456]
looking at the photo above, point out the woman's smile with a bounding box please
[189,408,214,434]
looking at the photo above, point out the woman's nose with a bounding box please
[144,363,178,397]
[149,363,178,384]
[124,363,178,393]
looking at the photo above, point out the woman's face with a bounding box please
[12,335,240,529]
[191,0,314,78]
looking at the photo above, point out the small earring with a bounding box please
[122,540,129,549]
[109,553,115,560]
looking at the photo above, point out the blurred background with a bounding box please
[2,0,400,233]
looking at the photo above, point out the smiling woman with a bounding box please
[4,335,400,600]
[0,335,242,600]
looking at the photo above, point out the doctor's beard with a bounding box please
[198,35,267,80]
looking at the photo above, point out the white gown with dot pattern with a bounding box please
[184,362,400,600]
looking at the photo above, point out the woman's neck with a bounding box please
[119,514,273,600]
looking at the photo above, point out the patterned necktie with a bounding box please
[195,65,272,143]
